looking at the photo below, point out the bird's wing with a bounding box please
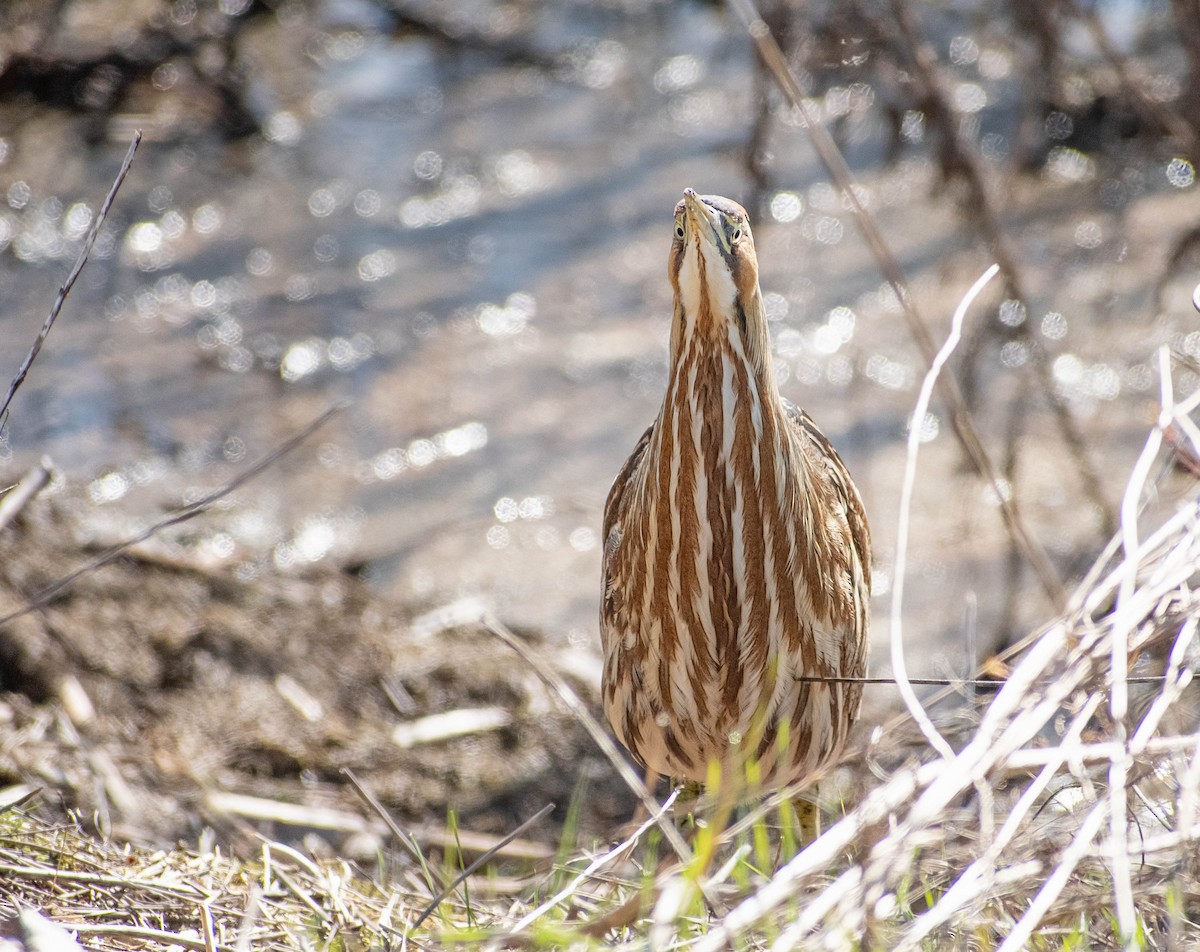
[599,424,653,650]
[781,399,872,683]
[781,398,872,592]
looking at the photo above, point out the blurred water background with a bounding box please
[1,0,1198,706]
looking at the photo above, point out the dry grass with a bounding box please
[4,8,1200,947]
[0,806,400,951]
[676,345,1200,951]
[3,331,1200,949]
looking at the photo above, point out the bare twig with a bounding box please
[997,800,1110,952]
[410,823,553,863]
[0,861,204,899]
[0,133,141,424]
[480,616,693,866]
[0,457,54,533]
[725,0,1069,609]
[410,802,555,930]
[892,693,1102,951]
[341,768,447,890]
[200,904,217,952]
[68,922,235,952]
[792,673,1167,687]
[1104,346,1176,941]
[892,264,1000,761]
[1073,0,1200,162]
[504,789,679,938]
[204,791,366,833]
[883,0,1115,542]
[391,707,512,748]
[0,402,344,630]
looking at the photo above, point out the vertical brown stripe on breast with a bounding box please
[672,340,712,725]
[652,392,677,710]
[729,348,770,683]
[756,394,803,660]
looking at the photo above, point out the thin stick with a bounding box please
[892,264,1000,761]
[0,457,54,532]
[205,791,365,832]
[67,922,234,952]
[884,0,1113,538]
[505,789,679,937]
[273,867,330,925]
[253,836,324,882]
[996,799,1110,952]
[200,904,217,952]
[410,822,552,862]
[1073,0,1199,159]
[0,861,204,899]
[410,802,555,930]
[1131,617,1198,753]
[792,674,1167,687]
[726,0,1067,609]
[691,762,935,952]
[341,768,447,891]
[893,693,1101,952]
[480,616,693,866]
[1104,347,1174,941]
[0,132,141,423]
[0,402,344,630]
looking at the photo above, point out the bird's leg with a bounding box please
[793,792,821,847]
[675,778,704,831]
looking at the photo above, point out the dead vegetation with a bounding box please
[2,384,1199,949]
[2,0,1200,949]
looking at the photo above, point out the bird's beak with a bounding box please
[683,188,724,252]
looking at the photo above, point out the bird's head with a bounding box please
[667,189,767,366]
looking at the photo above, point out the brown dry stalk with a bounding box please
[693,349,1200,948]
[726,0,1070,610]
[0,133,141,423]
[884,0,1115,541]
[0,402,345,631]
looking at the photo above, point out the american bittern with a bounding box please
[600,189,871,840]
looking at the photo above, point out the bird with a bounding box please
[599,189,871,842]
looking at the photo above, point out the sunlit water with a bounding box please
[0,0,1197,706]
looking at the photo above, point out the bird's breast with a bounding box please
[601,323,865,784]
[641,338,795,699]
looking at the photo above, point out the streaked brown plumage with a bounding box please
[600,190,871,824]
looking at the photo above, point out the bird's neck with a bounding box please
[649,297,803,524]
[666,293,780,416]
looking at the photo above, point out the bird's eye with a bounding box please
[731,228,742,241]
[675,225,685,239]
